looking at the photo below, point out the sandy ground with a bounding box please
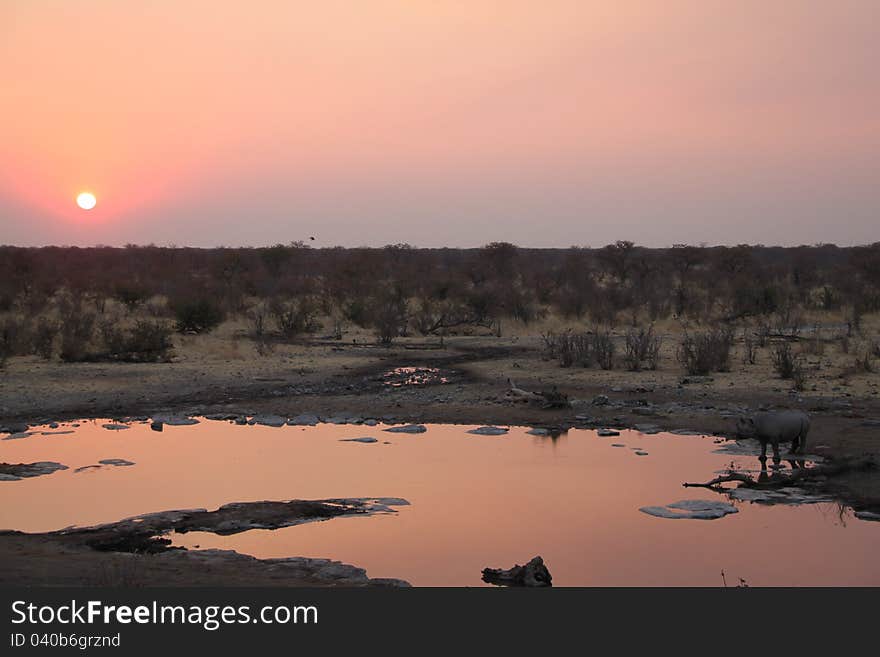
[1,317,879,585]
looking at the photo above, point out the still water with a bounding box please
[1,419,878,586]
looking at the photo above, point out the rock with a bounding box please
[0,461,68,480]
[861,419,880,427]
[0,423,28,435]
[74,465,103,473]
[363,419,378,426]
[152,415,199,426]
[358,497,410,510]
[639,500,738,520]
[592,395,610,406]
[251,415,287,427]
[482,556,552,587]
[596,428,620,437]
[527,428,549,436]
[855,510,880,522]
[206,413,241,421]
[150,421,164,432]
[66,498,409,549]
[611,443,625,447]
[98,459,135,467]
[467,426,508,436]
[288,414,319,426]
[41,430,75,436]
[2,431,36,441]
[339,437,378,443]
[634,450,649,456]
[368,578,412,587]
[670,429,704,436]
[634,424,661,434]
[102,423,130,431]
[383,424,427,434]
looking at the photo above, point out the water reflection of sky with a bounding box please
[1,419,878,586]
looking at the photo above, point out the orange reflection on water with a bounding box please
[1,420,878,586]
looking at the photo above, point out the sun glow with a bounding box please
[76,192,97,210]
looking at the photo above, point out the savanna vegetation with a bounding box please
[1,241,879,385]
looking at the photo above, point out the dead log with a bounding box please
[482,556,552,587]
[506,378,542,402]
[505,379,570,409]
[682,472,754,489]
[683,457,875,490]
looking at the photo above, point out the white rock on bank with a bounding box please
[640,499,738,520]
[383,424,427,434]
[467,426,508,436]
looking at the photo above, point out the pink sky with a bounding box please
[1,1,878,247]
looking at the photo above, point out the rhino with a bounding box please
[736,410,810,460]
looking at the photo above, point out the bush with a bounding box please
[246,303,274,355]
[677,327,734,375]
[542,329,614,369]
[742,329,757,365]
[59,309,96,362]
[541,331,592,367]
[768,342,808,389]
[113,284,149,311]
[855,349,876,374]
[101,320,174,362]
[802,327,825,356]
[172,298,224,334]
[270,297,321,340]
[592,329,615,370]
[372,291,408,345]
[792,362,807,391]
[623,325,661,371]
[0,316,29,367]
[342,299,369,328]
[771,342,799,379]
[32,318,59,360]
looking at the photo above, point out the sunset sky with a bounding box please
[2,1,878,248]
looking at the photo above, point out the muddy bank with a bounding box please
[0,498,410,587]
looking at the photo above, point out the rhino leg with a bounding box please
[796,425,808,454]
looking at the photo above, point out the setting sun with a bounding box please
[76,192,97,210]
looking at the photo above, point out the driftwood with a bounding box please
[506,379,570,409]
[482,556,552,587]
[683,457,875,490]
